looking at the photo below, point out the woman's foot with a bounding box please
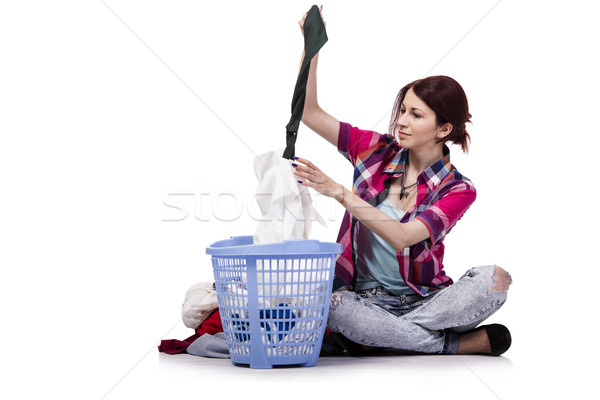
[457,324,511,356]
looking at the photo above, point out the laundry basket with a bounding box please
[206,236,342,369]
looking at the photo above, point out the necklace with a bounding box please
[400,185,418,211]
[398,165,419,211]
[399,171,417,199]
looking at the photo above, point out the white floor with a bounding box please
[92,319,590,400]
[3,313,593,399]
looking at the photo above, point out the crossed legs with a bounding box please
[327,265,511,355]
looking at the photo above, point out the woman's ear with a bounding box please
[436,122,453,140]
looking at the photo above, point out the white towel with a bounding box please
[252,150,325,244]
[181,282,219,329]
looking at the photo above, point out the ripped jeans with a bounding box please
[326,265,510,354]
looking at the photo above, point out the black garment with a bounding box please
[282,5,328,159]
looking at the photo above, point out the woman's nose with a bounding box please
[396,114,407,129]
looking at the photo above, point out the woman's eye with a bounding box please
[399,109,406,114]
[413,113,421,119]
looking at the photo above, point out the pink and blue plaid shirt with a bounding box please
[334,122,477,296]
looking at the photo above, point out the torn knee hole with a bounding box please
[490,265,511,292]
[331,292,342,307]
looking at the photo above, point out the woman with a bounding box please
[293,9,512,356]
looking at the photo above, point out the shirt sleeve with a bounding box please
[414,181,477,245]
[338,122,391,167]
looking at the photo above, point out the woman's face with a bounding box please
[395,88,450,150]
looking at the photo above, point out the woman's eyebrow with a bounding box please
[401,103,426,113]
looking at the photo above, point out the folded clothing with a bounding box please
[186,332,230,359]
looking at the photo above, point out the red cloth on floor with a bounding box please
[158,309,223,354]
[195,309,223,336]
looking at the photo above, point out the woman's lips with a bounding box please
[398,131,410,138]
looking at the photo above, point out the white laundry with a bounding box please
[181,282,219,329]
[252,150,325,244]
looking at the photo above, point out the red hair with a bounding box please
[388,76,472,152]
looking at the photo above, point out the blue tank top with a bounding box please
[355,198,414,295]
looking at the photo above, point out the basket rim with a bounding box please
[206,235,342,257]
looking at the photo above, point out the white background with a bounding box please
[1,1,598,398]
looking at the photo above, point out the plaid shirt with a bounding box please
[334,122,477,296]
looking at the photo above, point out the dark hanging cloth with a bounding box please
[282,5,328,160]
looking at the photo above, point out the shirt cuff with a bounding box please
[337,121,349,155]
[415,215,438,245]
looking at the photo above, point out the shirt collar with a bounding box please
[383,145,452,190]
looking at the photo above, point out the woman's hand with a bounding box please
[298,5,325,36]
[292,157,344,202]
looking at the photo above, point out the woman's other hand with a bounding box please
[298,5,325,36]
[292,157,343,202]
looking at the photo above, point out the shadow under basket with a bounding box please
[206,236,342,369]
